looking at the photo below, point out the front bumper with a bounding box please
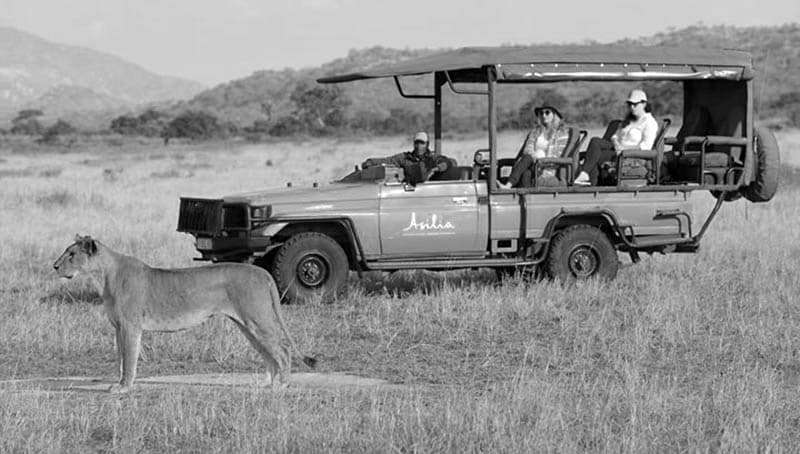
[193,235,274,261]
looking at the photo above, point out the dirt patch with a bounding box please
[0,372,404,394]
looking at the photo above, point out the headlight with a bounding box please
[250,205,272,220]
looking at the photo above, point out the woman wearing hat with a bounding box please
[499,105,571,189]
[574,89,659,185]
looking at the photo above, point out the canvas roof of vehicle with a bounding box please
[317,45,754,84]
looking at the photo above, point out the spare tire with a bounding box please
[742,127,780,203]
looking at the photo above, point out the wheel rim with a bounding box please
[296,254,329,288]
[568,245,599,278]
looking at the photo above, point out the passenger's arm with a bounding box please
[638,119,659,150]
[365,153,407,168]
[425,156,453,180]
[610,132,622,153]
[520,132,535,157]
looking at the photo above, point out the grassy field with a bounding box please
[1,130,799,452]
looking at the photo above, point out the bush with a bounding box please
[285,82,350,136]
[110,109,168,137]
[39,119,77,145]
[164,111,222,140]
[640,81,683,120]
[244,120,272,134]
[10,109,45,135]
[767,91,800,127]
[268,116,303,137]
[569,90,622,126]
[109,115,140,135]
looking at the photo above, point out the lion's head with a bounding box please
[53,234,98,279]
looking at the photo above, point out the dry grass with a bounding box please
[1,131,799,452]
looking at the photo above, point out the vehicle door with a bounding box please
[379,180,485,256]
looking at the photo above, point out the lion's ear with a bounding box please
[76,236,98,255]
[74,233,83,242]
[87,238,98,256]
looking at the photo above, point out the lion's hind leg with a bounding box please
[227,316,291,388]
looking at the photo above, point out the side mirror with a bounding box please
[473,149,491,166]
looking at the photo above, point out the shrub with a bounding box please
[110,109,169,137]
[286,81,350,136]
[40,120,77,144]
[163,111,222,140]
[268,116,303,137]
[10,109,45,136]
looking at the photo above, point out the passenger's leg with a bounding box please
[577,138,616,185]
[507,154,534,187]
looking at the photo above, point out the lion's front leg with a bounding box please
[113,323,123,381]
[109,325,142,394]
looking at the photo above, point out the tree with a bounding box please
[640,81,683,120]
[767,90,800,127]
[110,109,169,137]
[570,91,621,126]
[163,111,222,140]
[109,115,140,135]
[379,108,425,135]
[40,119,76,144]
[288,81,350,135]
[10,109,44,135]
[14,109,44,122]
[268,116,303,137]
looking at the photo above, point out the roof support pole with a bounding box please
[744,78,754,183]
[487,66,497,191]
[434,72,443,155]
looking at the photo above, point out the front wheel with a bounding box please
[270,232,349,303]
[546,225,619,282]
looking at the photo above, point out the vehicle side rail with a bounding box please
[365,257,538,271]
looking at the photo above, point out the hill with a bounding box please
[0,27,205,126]
[174,23,800,131]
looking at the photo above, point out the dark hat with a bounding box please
[533,105,563,119]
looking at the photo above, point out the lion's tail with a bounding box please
[270,281,318,369]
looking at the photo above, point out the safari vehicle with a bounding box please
[177,45,779,302]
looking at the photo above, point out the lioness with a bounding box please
[53,235,316,393]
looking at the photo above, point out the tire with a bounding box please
[742,126,780,203]
[270,232,349,304]
[546,225,619,282]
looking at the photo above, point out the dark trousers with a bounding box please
[508,154,563,187]
[579,138,617,185]
[507,154,534,187]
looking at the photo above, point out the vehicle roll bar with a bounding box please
[443,71,489,95]
[393,76,434,99]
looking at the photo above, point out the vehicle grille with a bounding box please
[178,198,223,234]
[222,205,249,230]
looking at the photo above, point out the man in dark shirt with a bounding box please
[362,132,454,183]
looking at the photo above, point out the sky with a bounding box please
[1,0,798,86]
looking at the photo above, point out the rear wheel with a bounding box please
[270,232,349,303]
[546,225,619,282]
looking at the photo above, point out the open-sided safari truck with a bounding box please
[177,45,779,302]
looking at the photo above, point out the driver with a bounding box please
[362,132,455,183]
